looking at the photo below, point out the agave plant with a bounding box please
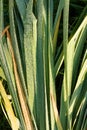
[0,0,87,130]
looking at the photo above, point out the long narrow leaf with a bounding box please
[60,0,70,129]
[0,81,19,130]
[53,0,64,55]
[0,30,25,130]
[9,0,28,101]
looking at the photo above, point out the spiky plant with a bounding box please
[0,0,87,130]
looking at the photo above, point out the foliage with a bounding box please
[0,0,87,130]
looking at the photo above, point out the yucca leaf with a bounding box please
[39,2,50,130]
[15,0,26,21]
[0,38,25,130]
[81,50,87,68]
[54,48,64,77]
[81,108,87,130]
[0,81,20,130]
[0,2,25,128]
[9,0,28,100]
[69,59,87,126]
[55,6,87,78]
[53,0,64,55]
[3,38,16,88]
[60,0,70,129]
[71,74,87,129]
[14,9,26,74]
[75,90,87,130]
[7,25,34,130]
[72,16,87,89]
[36,0,46,129]
[50,91,63,130]
[24,0,36,112]
[47,0,58,129]
[60,75,67,130]
[49,41,57,130]
[83,116,87,130]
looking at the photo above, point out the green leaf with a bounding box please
[60,0,70,129]
[54,49,64,77]
[24,0,36,112]
[0,41,25,130]
[15,0,26,21]
[72,16,87,89]
[53,0,64,55]
[0,81,20,130]
[75,90,87,130]
[35,0,47,129]
[69,59,87,125]
[9,0,28,101]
